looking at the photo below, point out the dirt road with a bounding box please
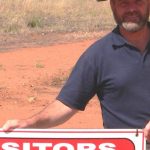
[0,39,103,128]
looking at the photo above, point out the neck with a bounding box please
[120,24,150,53]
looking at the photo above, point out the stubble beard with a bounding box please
[113,9,149,32]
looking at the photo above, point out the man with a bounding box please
[2,0,150,148]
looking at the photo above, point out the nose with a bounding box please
[128,3,138,13]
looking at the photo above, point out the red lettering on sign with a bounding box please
[0,138,135,150]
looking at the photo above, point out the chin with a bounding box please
[122,22,143,32]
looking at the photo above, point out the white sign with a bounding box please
[0,129,146,150]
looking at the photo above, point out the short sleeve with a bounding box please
[56,51,97,111]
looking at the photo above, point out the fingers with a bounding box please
[144,121,150,142]
[2,120,21,132]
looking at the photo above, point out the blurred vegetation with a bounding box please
[0,0,115,34]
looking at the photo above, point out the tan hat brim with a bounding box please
[96,0,107,1]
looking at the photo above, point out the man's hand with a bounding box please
[2,100,78,132]
[2,119,26,132]
[144,121,150,142]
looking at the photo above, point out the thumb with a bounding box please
[2,120,21,132]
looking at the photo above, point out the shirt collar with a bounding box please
[112,25,129,50]
[111,22,150,50]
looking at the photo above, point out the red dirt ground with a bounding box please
[0,37,103,129]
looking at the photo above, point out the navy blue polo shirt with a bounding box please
[56,25,150,129]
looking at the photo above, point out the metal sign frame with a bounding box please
[0,129,145,150]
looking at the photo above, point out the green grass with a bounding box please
[35,61,45,68]
[0,0,115,34]
[50,69,71,87]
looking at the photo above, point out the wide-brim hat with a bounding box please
[96,0,107,1]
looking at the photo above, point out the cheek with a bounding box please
[113,8,124,20]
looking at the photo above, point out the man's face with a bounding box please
[110,0,150,32]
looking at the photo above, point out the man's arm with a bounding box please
[2,100,78,131]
